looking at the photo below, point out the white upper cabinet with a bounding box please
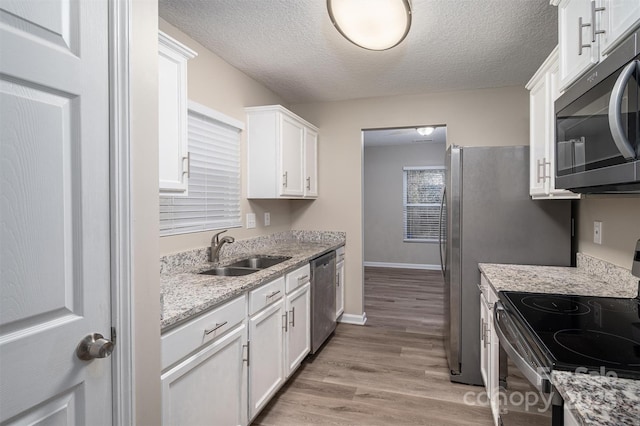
[246,105,319,199]
[526,47,581,199]
[158,31,197,196]
[304,127,319,197]
[556,0,640,91]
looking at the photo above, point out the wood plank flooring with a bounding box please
[252,267,494,425]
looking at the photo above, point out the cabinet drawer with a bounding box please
[285,263,311,293]
[162,295,246,370]
[336,246,345,263]
[249,276,285,316]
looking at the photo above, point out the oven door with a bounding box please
[555,32,640,192]
[494,302,562,425]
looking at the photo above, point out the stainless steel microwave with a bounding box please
[555,28,640,193]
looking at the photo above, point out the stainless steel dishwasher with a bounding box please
[310,251,336,353]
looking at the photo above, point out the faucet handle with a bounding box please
[211,230,227,245]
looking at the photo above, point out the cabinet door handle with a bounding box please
[243,341,250,366]
[283,312,288,332]
[480,318,485,342]
[204,321,227,336]
[289,307,295,327]
[578,16,592,56]
[283,171,288,188]
[306,176,311,190]
[536,159,545,183]
[182,152,191,178]
[266,290,281,300]
[591,1,606,42]
[297,274,309,283]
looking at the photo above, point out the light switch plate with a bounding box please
[246,213,256,229]
[593,221,602,244]
[264,212,271,226]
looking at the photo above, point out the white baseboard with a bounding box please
[363,261,440,271]
[338,312,367,326]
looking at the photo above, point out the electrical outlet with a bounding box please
[246,213,256,229]
[593,221,602,245]
[264,212,271,226]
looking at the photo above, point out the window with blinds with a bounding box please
[160,104,242,236]
[403,166,445,242]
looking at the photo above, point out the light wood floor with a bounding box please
[252,267,494,425]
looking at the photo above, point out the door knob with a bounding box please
[76,333,114,361]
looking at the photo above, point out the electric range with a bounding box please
[498,292,640,381]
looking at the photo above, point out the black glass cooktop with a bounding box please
[500,291,640,380]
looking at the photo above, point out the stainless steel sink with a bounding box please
[227,255,291,269]
[199,267,260,276]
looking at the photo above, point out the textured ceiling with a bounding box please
[159,0,558,104]
[364,126,447,147]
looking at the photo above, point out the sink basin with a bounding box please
[227,255,291,269]
[199,267,260,277]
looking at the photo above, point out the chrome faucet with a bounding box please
[210,230,235,263]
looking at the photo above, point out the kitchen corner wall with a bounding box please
[577,196,640,268]
[289,86,530,317]
[158,19,294,255]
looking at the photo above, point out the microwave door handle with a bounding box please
[608,60,639,160]
[438,186,446,278]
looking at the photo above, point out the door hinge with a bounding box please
[243,341,250,367]
[111,326,117,346]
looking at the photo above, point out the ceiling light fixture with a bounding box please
[416,126,435,136]
[327,0,412,51]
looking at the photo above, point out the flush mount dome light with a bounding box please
[327,0,412,51]
[416,126,435,136]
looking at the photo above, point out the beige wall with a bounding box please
[158,19,294,255]
[131,3,161,424]
[290,86,530,316]
[577,196,640,268]
[364,142,446,266]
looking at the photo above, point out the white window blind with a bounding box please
[403,166,445,242]
[160,104,242,236]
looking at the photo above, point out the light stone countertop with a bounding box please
[478,262,637,298]
[479,259,639,426]
[161,233,345,331]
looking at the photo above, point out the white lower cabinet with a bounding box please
[285,282,311,376]
[335,247,345,320]
[162,264,314,425]
[479,274,500,426]
[161,321,248,426]
[248,296,285,420]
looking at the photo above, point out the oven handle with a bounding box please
[493,301,550,393]
[608,60,639,161]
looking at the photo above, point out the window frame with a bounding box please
[159,101,243,237]
[402,166,445,243]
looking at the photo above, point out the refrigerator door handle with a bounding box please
[438,186,446,278]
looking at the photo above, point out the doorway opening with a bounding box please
[362,125,447,333]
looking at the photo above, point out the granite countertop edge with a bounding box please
[161,239,344,332]
[478,262,640,426]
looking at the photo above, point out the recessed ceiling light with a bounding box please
[327,0,412,51]
[416,127,435,136]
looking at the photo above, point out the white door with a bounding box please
[0,0,112,424]
[304,128,318,197]
[285,282,310,376]
[248,301,285,420]
[279,114,304,197]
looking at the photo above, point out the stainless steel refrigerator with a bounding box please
[440,145,572,385]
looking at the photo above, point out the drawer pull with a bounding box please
[297,274,309,282]
[204,321,227,336]
[266,290,281,300]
